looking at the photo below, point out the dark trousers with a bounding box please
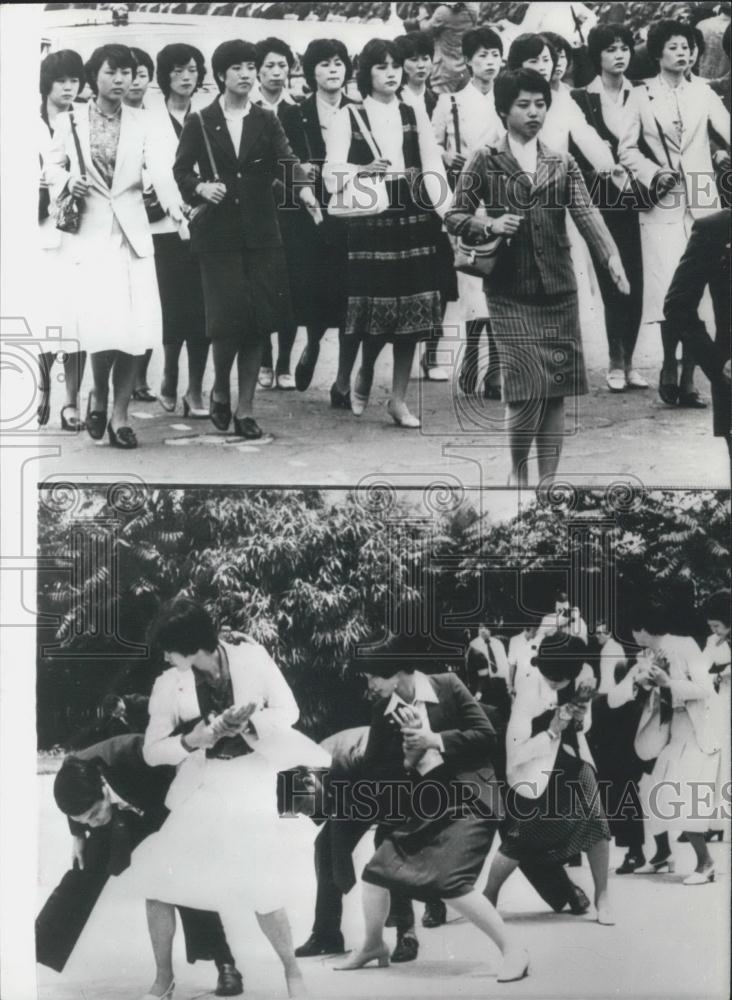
[588,696,646,853]
[36,819,233,972]
[596,208,644,371]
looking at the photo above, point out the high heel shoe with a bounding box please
[658,367,679,405]
[596,902,615,925]
[333,946,390,970]
[636,857,675,874]
[85,392,108,441]
[139,977,174,1000]
[683,863,716,885]
[387,400,420,428]
[209,394,231,432]
[158,387,176,413]
[705,830,724,843]
[107,425,138,449]
[496,948,530,983]
[60,405,83,432]
[351,370,372,417]
[232,415,263,440]
[182,395,208,419]
[616,852,646,874]
[330,383,351,411]
[295,344,320,392]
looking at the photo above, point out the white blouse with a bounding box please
[323,94,449,217]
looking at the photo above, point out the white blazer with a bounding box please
[141,103,189,236]
[618,75,730,219]
[506,673,595,798]
[44,102,180,259]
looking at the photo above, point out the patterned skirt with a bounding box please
[500,747,610,864]
[344,178,442,343]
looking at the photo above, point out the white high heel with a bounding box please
[496,948,530,983]
[139,979,174,1000]
[636,858,675,874]
[683,864,716,885]
[386,400,420,428]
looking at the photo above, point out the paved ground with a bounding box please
[32,317,729,490]
[36,774,730,1000]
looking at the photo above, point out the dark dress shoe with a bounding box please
[107,425,138,449]
[391,931,419,963]
[210,395,232,431]
[295,345,320,392]
[483,383,502,401]
[677,390,707,408]
[705,829,724,842]
[658,368,679,405]
[233,416,263,440]
[294,933,345,958]
[422,899,447,927]
[85,393,108,440]
[566,884,591,913]
[616,853,646,875]
[215,963,243,997]
[677,832,689,843]
[132,387,157,402]
[330,383,351,410]
[60,405,83,432]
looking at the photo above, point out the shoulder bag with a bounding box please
[452,146,505,279]
[53,109,86,234]
[187,112,220,236]
[327,106,389,218]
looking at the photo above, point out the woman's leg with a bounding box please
[160,343,182,404]
[109,352,138,430]
[686,831,713,872]
[483,849,520,907]
[389,339,418,417]
[37,351,53,423]
[353,337,385,411]
[296,323,327,391]
[184,337,209,410]
[145,899,176,997]
[586,838,612,921]
[211,339,238,406]
[256,908,307,998]
[505,402,536,487]
[335,328,360,395]
[134,349,154,393]
[62,350,86,414]
[234,338,265,420]
[485,321,501,394]
[659,320,680,398]
[90,350,115,410]
[275,324,298,378]
[535,398,565,484]
[448,889,511,953]
[460,320,485,393]
[334,882,391,969]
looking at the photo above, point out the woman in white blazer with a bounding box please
[618,602,721,885]
[483,636,614,925]
[700,590,731,842]
[127,598,327,1000]
[618,19,730,408]
[45,44,184,450]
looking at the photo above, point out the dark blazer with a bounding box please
[445,136,618,298]
[360,671,502,820]
[298,92,356,207]
[663,210,731,438]
[173,98,311,254]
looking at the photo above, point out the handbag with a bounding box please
[633,689,671,761]
[187,111,220,235]
[53,109,86,234]
[143,185,166,223]
[327,106,389,218]
[452,146,506,278]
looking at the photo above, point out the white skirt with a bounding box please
[127,751,319,914]
[66,231,161,356]
[34,228,82,354]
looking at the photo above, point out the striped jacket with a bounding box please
[445,136,618,297]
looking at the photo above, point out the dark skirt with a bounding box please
[485,291,588,404]
[344,178,442,343]
[197,246,293,344]
[361,768,500,901]
[153,232,206,347]
[282,209,348,330]
[500,747,610,864]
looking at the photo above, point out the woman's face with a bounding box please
[127,64,150,104]
[314,55,346,93]
[169,58,199,99]
[659,35,691,74]
[164,649,198,672]
[259,50,290,95]
[545,676,571,691]
[468,45,503,85]
[96,59,132,103]
[505,89,547,140]
[370,53,402,98]
[522,45,554,82]
[707,618,731,640]
[47,75,81,110]
[553,49,568,82]
[632,628,658,649]
[364,672,398,699]
[403,52,433,86]
[221,59,257,98]
[600,38,631,76]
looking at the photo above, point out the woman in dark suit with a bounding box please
[292,38,357,404]
[173,39,321,440]
[334,634,530,984]
[446,68,629,486]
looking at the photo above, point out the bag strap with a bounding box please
[68,109,86,177]
[450,95,461,155]
[643,84,676,172]
[349,105,383,161]
[197,111,220,182]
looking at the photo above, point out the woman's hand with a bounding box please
[442,150,466,172]
[491,213,524,236]
[197,181,227,205]
[299,188,323,225]
[358,158,391,178]
[299,161,320,183]
[71,834,86,870]
[167,204,185,227]
[608,254,630,295]
[549,706,572,737]
[68,174,89,199]
[401,727,440,755]
[214,702,258,737]
[647,664,671,688]
[182,718,219,749]
[653,169,678,197]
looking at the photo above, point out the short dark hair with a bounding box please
[148,597,218,655]
[156,43,206,98]
[629,602,669,637]
[462,25,504,63]
[40,49,85,98]
[301,37,352,91]
[212,39,257,92]
[646,19,696,63]
[507,32,557,72]
[542,31,573,65]
[101,693,124,716]
[130,46,154,79]
[394,30,435,63]
[84,44,136,95]
[703,590,731,627]
[54,756,104,816]
[255,36,295,72]
[494,68,552,120]
[350,630,429,678]
[356,37,402,98]
[587,24,635,71]
[534,635,587,684]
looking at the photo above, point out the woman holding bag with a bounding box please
[323,38,449,429]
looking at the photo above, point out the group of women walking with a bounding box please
[38,16,729,472]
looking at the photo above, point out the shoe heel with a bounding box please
[377,954,390,968]
[182,398,190,417]
[667,861,675,874]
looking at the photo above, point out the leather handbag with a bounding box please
[327,106,389,218]
[187,111,220,235]
[143,186,166,223]
[453,229,505,279]
[53,109,86,234]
